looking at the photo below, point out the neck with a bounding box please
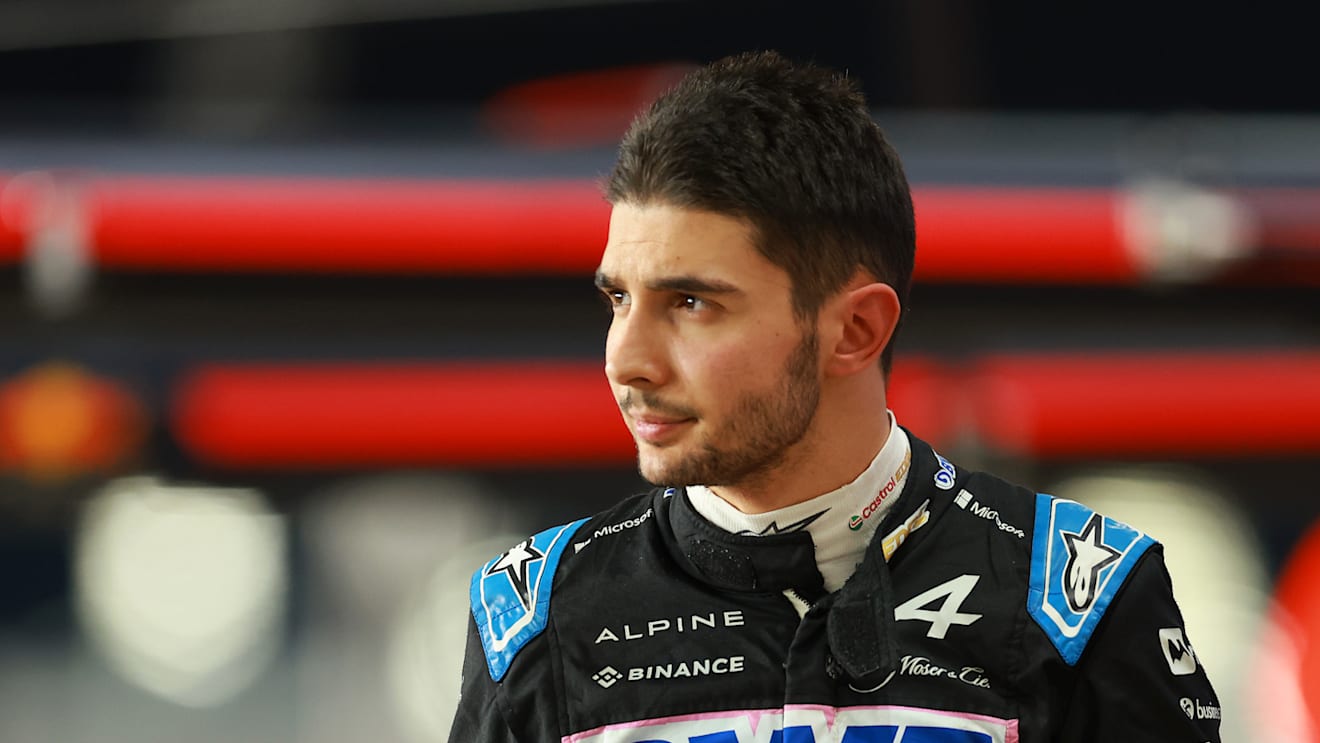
[709,380,891,514]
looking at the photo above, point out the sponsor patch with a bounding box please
[564,704,1017,743]
[471,519,587,681]
[881,498,930,561]
[850,654,993,694]
[848,448,913,531]
[593,507,653,539]
[595,610,745,644]
[1028,495,1155,665]
[1160,627,1199,675]
[954,489,1025,540]
[1180,697,1221,721]
[592,655,748,687]
[933,453,957,490]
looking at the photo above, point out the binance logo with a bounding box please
[592,666,623,689]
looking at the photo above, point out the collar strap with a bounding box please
[668,488,825,596]
[828,551,899,684]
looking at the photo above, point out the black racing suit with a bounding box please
[451,433,1222,742]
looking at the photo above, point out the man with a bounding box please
[450,51,1221,742]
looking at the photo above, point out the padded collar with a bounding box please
[657,431,964,686]
[667,486,826,599]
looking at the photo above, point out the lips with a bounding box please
[618,391,698,445]
[629,412,695,445]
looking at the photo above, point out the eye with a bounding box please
[599,289,630,309]
[679,295,709,312]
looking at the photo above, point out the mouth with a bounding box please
[618,391,698,445]
[627,411,696,445]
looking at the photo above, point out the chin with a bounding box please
[637,460,673,487]
[636,454,688,488]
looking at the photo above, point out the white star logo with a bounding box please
[1060,513,1121,612]
[485,538,545,610]
[735,509,828,536]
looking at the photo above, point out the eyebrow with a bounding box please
[594,271,741,295]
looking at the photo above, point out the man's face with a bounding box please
[596,202,822,489]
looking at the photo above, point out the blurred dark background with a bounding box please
[3,1,1318,120]
[1,2,1318,742]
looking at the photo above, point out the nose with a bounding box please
[604,310,668,390]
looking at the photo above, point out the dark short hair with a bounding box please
[604,50,916,374]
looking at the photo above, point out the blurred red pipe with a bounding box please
[0,175,1139,280]
[85,177,1138,282]
[8,173,1320,282]
[969,351,1320,458]
[913,188,1136,283]
[171,352,1320,469]
[173,361,631,468]
[170,358,952,469]
[89,177,611,274]
[0,173,35,261]
[482,62,697,148]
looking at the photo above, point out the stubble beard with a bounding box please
[636,328,821,489]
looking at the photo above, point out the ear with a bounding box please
[823,281,901,378]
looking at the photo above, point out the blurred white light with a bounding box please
[387,535,524,743]
[4,171,94,318]
[74,476,287,707]
[1122,178,1256,282]
[1052,468,1269,743]
[304,474,519,623]
[298,473,529,742]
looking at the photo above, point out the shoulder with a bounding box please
[1024,492,1159,665]
[467,489,661,681]
[907,436,1161,666]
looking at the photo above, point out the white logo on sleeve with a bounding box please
[1180,697,1222,720]
[1160,627,1198,675]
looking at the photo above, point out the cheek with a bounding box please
[677,337,790,401]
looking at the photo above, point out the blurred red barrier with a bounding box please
[483,62,697,148]
[89,177,611,274]
[84,177,1142,282]
[3,173,1319,284]
[172,361,631,468]
[968,351,1320,458]
[171,352,1320,468]
[913,188,1137,283]
[0,173,35,262]
[170,358,952,469]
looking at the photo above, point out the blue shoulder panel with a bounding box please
[470,518,588,681]
[1028,494,1155,665]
